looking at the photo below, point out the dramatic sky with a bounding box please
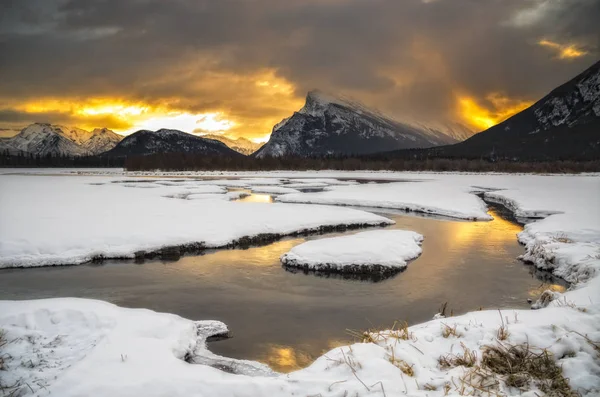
[1,0,598,141]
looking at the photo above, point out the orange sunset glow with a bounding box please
[458,94,534,131]
[0,0,595,141]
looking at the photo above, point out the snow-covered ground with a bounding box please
[0,175,391,267]
[277,181,492,220]
[1,170,599,396]
[281,230,423,274]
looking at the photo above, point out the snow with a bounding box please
[0,175,392,268]
[1,296,598,396]
[250,185,300,195]
[0,123,122,156]
[280,230,423,273]
[1,170,600,396]
[278,181,492,220]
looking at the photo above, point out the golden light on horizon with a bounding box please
[538,40,588,59]
[458,93,533,131]
[5,69,303,140]
[15,98,238,135]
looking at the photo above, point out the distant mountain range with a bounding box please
[254,91,467,158]
[104,129,241,157]
[4,60,597,162]
[405,59,600,161]
[0,123,122,156]
[200,134,263,155]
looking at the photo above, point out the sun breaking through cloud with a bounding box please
[458,94,534,131]
[538,40,589,60]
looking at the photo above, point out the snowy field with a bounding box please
[1,170,599,396]
[281,230,424,274]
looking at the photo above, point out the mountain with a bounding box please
[254,91,460,158]
[82,128,123,154]
[425,60,600,160]
[105,128,242,157]
[200,134,263,155]
[0,124,91,156]
[0,123,123,156]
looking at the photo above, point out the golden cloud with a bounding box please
[538,39,588,60]
[457,93,533,131]
[1,69,304,141]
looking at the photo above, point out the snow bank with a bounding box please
[0,175,392,267]
[250,185,300,195]
[277,181,492,220]
[281,230,423,275]
[2,296,598,397]
[0,298,277,397]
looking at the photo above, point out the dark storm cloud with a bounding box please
[1,0,599,131]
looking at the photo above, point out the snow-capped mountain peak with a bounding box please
[254,91,460,158]
[200,134,263,155]
[0,123,123,156]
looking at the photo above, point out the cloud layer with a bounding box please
[1,0,598,138]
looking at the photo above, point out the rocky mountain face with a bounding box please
[201,134,263,155]
[254,91,460,158]
[105,129,242,157]
[0,123,123,156]
[431,60,600,160]
[83,128,123,154]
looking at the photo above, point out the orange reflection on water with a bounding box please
[528,283,567,297]
[177,238,305,271]
[237,193,274,203]
[448,209,522,254]
[261,344,314,372]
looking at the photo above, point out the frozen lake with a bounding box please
[0,190,565,372]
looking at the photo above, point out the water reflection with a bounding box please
[260,345,313,371]
[0,206,562,374]
[528,283,567,297]
[236,192,274,203]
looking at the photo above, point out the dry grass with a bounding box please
[496,311,510,341]
[387,346,415,377]
[481,343,579,397]
[346,321,414,344]
[423,383,437,391]
[438,343,478,369]
[441,323,462,338]
[554,233,574,244]
[389,356,415,377]
[438,302,455,318]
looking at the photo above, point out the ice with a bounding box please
[281,230,423,274]
[0,175,392,268]
[277,181,492,220]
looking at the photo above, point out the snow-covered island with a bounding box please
[281,230,424,276]
[1,170,599,397]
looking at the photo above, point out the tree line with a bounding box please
[124,152,600,173]
[0,150,124,167]
[2,149,599,173]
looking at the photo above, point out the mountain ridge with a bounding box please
[254,90,464,158]
[0,123,123,156]
[417,59,600,160]
[105,128,242,157]
[200,134,263,155]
